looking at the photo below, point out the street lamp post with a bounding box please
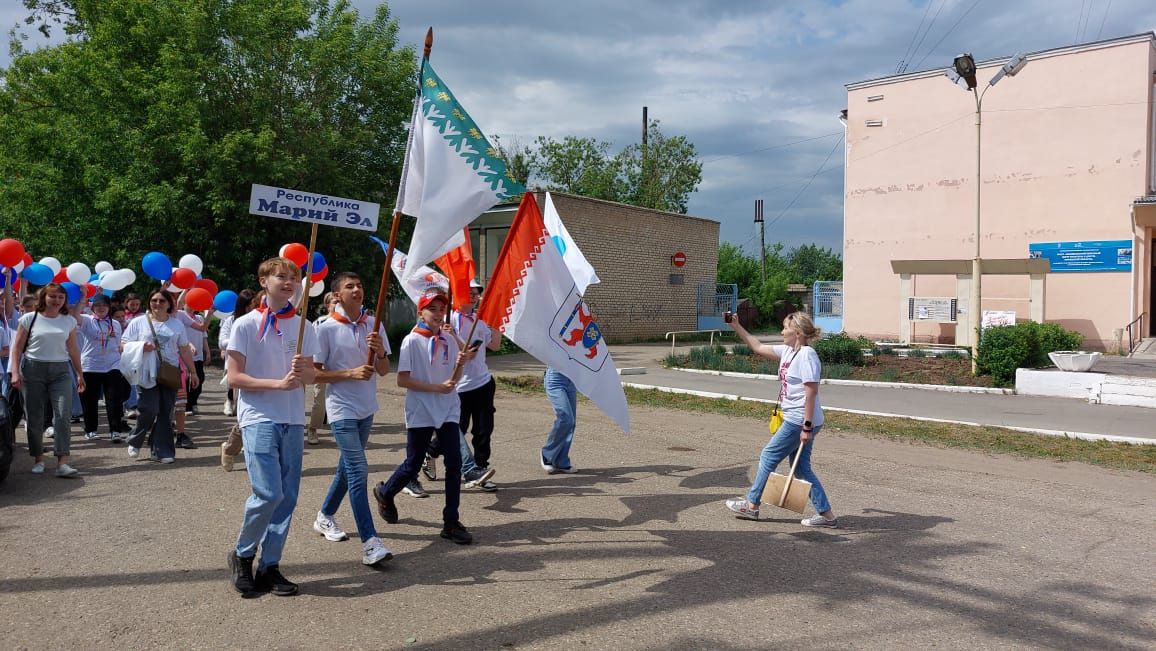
[946,52,1028,372]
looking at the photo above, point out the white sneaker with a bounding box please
[306,429,320,445]
[30,462,45,475]
[313,512,349,542]
[110,431,125,443]
[362,537,393,565]
[801,514,838,528]
[127,446,140,459]
[158,457,175,464]
[45,426,55,439]
[223,399,235,417]
[55,464,80,477]
[84,431,100,441]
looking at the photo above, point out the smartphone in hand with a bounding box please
[469,339,483,351]
[724,311,734,323]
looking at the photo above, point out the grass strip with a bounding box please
[496,375,1156,474]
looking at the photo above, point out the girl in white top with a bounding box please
[120,289,198,463]
[8,283,86,476]
[74,294,129,442]
[724,311,838,527]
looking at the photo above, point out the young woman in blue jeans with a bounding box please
[725,312,837,527]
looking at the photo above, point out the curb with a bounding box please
[621,382,1155,446]
[669,367,1014,395]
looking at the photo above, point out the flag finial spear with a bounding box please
[423,28,433,60]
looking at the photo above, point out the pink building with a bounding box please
[843,33,1156,351]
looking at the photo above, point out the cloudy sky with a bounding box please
[5,0,1156,255]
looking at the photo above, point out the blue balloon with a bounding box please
[142,251,173,281]
[61,281,83,304]
[22,263,53,286]
[103,289,114,298]
[213,290,238,313]
[89,273,100,282]
[307,251,326,273]
[0,268,16,288]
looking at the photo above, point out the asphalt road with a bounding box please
[1,370,1153,650]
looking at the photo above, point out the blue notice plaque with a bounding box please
[1028,240,1132,273]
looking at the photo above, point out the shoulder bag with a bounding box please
[146,315,183,391]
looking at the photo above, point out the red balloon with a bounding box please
[185,287,214,311]
[21,253,33,268]
[12,279,21,291]
[0,239,25,268]
[193,278,218,296]
[53,269,68,283]
[310,265,328,282]
[281,243,309,267]
[170,267,197,289]
[85,284,98,298]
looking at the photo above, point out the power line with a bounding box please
[762,134,845,232]
[896,0,937,74]
[903,0,946,74]
[700,132,842,164]
[1076,0,1088,43]
[1096,0,1113,40]
[911,0,984,71]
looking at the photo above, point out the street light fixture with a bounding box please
[947,52,1028,372]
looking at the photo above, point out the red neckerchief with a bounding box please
[255,299,296,342]
[329,305,369,346]
[412,320,448,363]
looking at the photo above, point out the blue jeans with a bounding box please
[235,422,304,571]
[542,368,577,468]
[747,420,832,514]
[380,422,462,525]
[321,416,376,542]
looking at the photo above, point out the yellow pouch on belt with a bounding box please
[769,405,784,433]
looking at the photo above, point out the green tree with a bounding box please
[1,0,417,298]
[717,242,843,327]
[521,120,702,214]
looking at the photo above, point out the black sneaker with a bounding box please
[421,453,438,481]
[227,551,260,598]
[176,432,197,449]
[440,521,473,545]
[374,482,399,524]
[402,479,429,498]
[254,565,298,596]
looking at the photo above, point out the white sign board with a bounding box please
[982,310,1017,328]
[908,297,957,322]
[248,184,380,232]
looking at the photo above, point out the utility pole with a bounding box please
[754,199,766,280]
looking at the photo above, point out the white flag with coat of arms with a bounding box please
[543,192,601,295]
[477,194,629,433]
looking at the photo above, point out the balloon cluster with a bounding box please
[142,251,238,313]
[279,242,328,298]
[2,238,141,300]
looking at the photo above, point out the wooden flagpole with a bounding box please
[295,222,320,354]
[366,27,434,366]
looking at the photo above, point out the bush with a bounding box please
[908,348,927,358]
[732,343,752,357]
[813,333,868,366]
[975,322,1082,386]
[823,363,852,379]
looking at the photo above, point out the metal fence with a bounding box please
[696,282,737,330]
[812,280,844,335]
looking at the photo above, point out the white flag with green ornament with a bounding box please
[397,61,524,278]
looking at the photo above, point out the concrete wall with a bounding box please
[844,35,1156,349]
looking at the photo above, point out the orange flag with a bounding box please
[433,227,477,311]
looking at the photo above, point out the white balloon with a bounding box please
[309,280,324,297]
[95,270,110,287]
[178,254,203,275]
[94,261,114,274]
[120,268,136,286]
[66,262,91,285]
[100,270,129,291]
[14,260,26,273]
[40,257,61,275]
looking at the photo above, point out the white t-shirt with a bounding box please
[773,344,824,427]
[175,311,207,361]
[398,327,460,429]
[450,310,493,393]
[218,315,235,352]
[228,309,318,428]
[122,315,189,367]
[315,307,391,422]
[78,315,123,373]
[19,312,76,362]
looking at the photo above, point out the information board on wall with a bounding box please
[1028,240,1131,272]
[908,297,958,322]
